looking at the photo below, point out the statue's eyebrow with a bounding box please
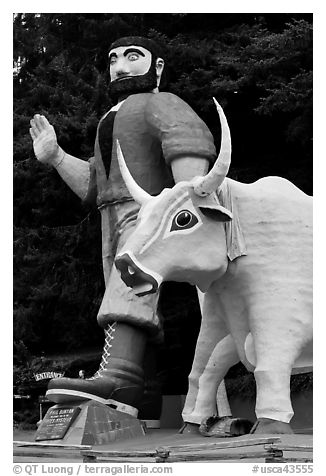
[123,48,145,57]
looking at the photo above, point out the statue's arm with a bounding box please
[145,92,215,183]
[29,114,91,200]
[170,156,209,183]
[52,152,91,201]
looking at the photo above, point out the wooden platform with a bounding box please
[14,429,313,463]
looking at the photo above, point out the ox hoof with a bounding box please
[178,422,200,434]
[250,418,294,434]
[199,415,253,437]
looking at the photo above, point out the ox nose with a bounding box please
[115,253,159,297]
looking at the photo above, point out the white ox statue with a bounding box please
[114,100,312,434]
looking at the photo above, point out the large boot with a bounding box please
[46,323,146,416]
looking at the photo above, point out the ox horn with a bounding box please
[116,140,152,205]
[193,98,231,197]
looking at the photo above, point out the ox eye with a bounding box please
[171,210,198,231]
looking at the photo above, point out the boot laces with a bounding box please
[88,322,116,380]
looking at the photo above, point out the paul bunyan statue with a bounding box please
[30,35,312,435]
[29,36,236,432]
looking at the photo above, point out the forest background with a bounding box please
[13,13,312,397]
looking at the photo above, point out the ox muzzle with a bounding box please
[115,252,160,297]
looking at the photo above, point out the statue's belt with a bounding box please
[97,197,135,210]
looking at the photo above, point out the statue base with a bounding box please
[35,400,146,446]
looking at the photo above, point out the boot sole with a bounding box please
[46,389,138,417]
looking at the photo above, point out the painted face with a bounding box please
[115,183,230,296]
[109,46,152,83]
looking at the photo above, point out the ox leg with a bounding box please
[182,290,239,426]
[252,367,295,434]
[216,379,232,417]
[251,317,311,433]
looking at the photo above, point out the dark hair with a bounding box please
[109,36,164,60]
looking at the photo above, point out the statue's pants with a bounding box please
[96,200,162,340]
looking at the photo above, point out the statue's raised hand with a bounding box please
[30,114,63,166]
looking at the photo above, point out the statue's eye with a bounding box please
[128,53,139,61]
[170,210,198,231]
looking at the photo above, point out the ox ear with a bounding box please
[192,192,233,222]
[199,204,233,222]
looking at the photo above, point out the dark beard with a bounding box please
[108,61,157,103]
